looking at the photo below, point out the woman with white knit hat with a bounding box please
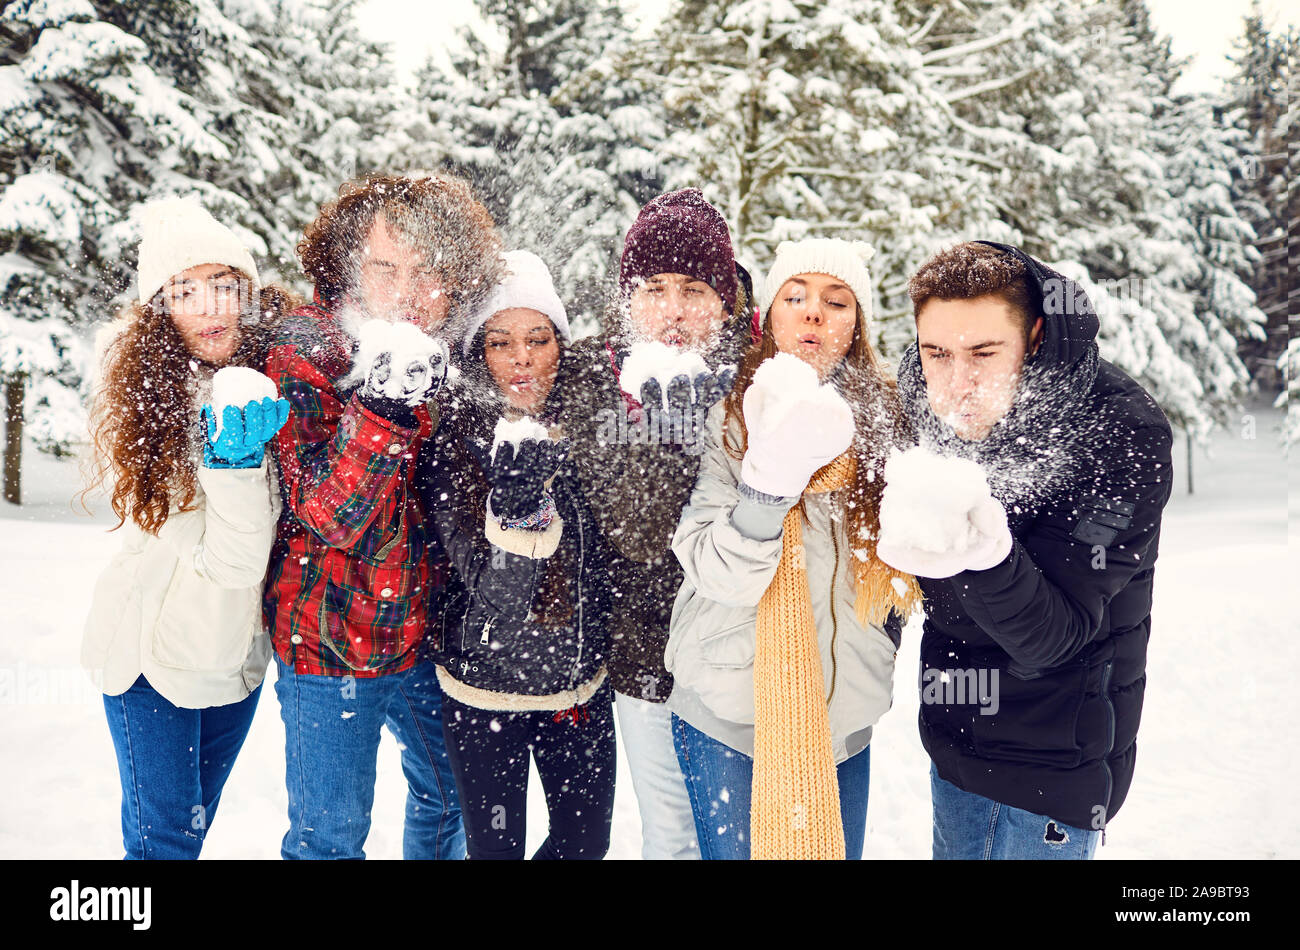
[417,249,615,859]
[81,195,295,859]
[665,237,922,859]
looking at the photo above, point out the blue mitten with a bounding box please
[202,396,291,469]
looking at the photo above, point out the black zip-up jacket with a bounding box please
[904,243,1174,832]
[415,400,609,706]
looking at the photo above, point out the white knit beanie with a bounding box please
[136,196,259,304]
[758,238,875,326]
[462,249,571,356]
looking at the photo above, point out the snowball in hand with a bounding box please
[353,319,443,375]
[350,318,448,403]
[491,415,550,463]
[619,341,710,408]
[211,366,278,438]
[746,352,845,432]
[739,353,855,496]
[878,447,990,554]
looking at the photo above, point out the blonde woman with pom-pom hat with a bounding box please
[664,238,922,859]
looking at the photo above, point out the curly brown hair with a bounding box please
[298,173,504,327]
[908,242,1039,344]
[723,306,921,624]
[83,277,299,534]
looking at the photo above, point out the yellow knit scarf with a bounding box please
[750,452,922,860]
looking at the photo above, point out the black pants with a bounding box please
[441,681,616,860]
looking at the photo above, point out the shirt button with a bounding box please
[387,443,403,456]
[380,587,394,598]
[290,634,303,645]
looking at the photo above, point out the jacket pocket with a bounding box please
[151,563,258,673]
[82,553,143,672]
[698,620,756,669]
[965,658,1088,768]
[317,551,423,672]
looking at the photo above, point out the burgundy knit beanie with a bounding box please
[619,189,738,314]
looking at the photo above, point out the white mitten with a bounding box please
[352,319,449,407]
[739,353,854,497]
[962,494,1013,571]
[875,448,1012,578]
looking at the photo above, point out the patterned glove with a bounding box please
[487,437,570,523]
[639,364,736,456]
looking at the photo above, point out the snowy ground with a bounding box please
[1,399,1294,859]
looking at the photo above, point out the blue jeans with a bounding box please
[670,713,870,859]
[275,656,464,860]
[103,675,261,860]
[930,764,1100,859]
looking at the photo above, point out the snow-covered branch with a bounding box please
[920,22,1030,65]
[943,68,1035,103]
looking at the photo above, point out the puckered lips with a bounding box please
[197,323,232,341]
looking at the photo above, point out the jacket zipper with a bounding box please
[571,499,585,691]
[1099,659,1115,846]
[480,616,493,645]
[827,518,840,706]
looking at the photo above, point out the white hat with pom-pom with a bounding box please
[136,195,259,304]
[758,238,876,326]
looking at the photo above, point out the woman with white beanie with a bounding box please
[81,195,295,859]
[665,238,922,859]
[416,250,615,859]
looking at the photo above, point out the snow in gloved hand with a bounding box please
[348,319,450,406]
[618,341,737,455]
[619,341,711,409]
[875,446,1014,578]
[878,447,990,555]
[739,353,854,497]
[210,366,278,439]
[491,416,550,463]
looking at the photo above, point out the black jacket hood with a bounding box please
[973,241,1100,370]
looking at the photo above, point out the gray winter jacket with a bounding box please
[665,403,901,764]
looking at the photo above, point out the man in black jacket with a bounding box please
[879,241,1173,859]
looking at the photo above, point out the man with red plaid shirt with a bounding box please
[264,174,503,860]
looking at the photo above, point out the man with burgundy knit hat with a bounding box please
[553,188,754,860]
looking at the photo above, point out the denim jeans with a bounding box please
[615,691,699,860]
[103,674,261,860]
[930,764,1100,860]
[275,656,464,860]
[670,713,871,859]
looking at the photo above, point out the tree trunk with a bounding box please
[1184,427,1193,496]
[3,373,24,506]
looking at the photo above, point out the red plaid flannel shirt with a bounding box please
[263,303,441,677]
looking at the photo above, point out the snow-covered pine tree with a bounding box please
[1227,2,1294,388]
[409,1,660,336]
[1157,93,1268,429]
[514,6,666,333]
[631,0,990,357]
[0,0,234,501]
[908,0,1211,436]
[1273,60,1297,451]
[295,1,399,184]
[1120,0,1268,431]
[195,0,402,283]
